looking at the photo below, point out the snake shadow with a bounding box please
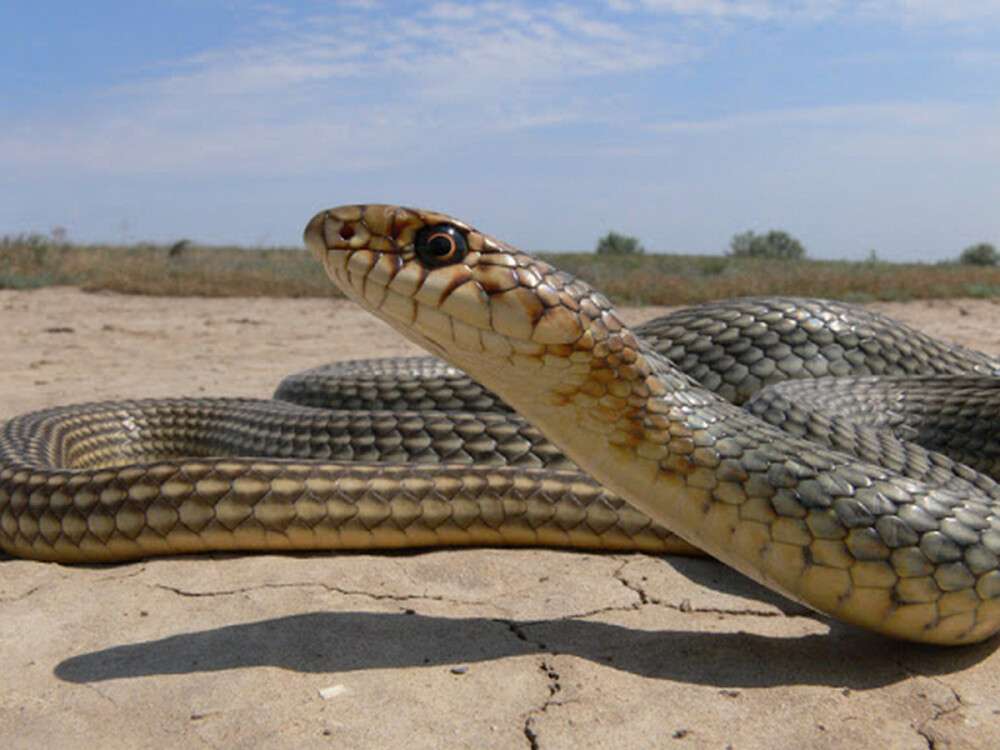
[55,607,997,691]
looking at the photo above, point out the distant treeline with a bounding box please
[2,235,1000,305]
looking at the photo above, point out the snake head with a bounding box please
[304,205,637,395]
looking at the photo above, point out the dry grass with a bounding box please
[0,237,333,297]
[551,253,1000,305]
[3,236,1000,305]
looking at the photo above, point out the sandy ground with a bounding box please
[2,287,1000,750]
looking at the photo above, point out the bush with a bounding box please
[729,229,806,260]
[958,242,998,266]
[596,231,644,255]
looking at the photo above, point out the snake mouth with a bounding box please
[303,211,328,262]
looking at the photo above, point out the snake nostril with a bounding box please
[339,223,356,241]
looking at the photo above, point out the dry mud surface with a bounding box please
[2,288,1000,749]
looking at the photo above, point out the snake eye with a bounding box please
[414,225,467,268]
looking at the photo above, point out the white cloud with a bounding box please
[875,0,1000,23]
[644,100,1000,180]
[0,2,685,176]
[612,0,1000,23]
[613,0,788,19]
[5,0,992,183]
[3,0,998,254]
[425,2,478,20]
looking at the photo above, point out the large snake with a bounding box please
[2,205,1000,645]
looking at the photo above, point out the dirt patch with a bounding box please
[2,289,998,749]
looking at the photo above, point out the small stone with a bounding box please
[318,684,349,700]
[450,665,469,675]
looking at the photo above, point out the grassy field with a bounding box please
[3,235,999,305]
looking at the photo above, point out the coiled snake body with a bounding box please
[3,204,1000,645]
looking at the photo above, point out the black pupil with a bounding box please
[415,225,466,268]
[427,234,454,257]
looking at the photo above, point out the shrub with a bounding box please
[168,239,192,258]
[596,231,644,255]
[958,242,998,266]
[729,229,806,260]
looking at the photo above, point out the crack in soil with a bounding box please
[890,655,965,750]
[669,602,782,618]
[0,583,44,603]
[82,681,119,708]
[612,559,650,606]
[488,618,564,749]
[612,559,783,618]
[523,659,563,750]
[495,619,548,652]
[916,685,964,750]
[150,581,485,607]
[96,564,147,583]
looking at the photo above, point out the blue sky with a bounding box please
[1,1,998,260]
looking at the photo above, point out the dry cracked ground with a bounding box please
[2,288,1000,749]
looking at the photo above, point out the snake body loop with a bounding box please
[2,204,1000,645]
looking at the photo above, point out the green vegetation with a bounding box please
[3,234,1000,305]
[595,231,644,255]
[729,229,807,260]
[958,242,998,266]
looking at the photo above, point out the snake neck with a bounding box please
[453,318,712,519]
[471,325,801,601]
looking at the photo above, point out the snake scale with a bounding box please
[2,204,1000,644]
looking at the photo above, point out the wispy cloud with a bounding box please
[609,0,809,20]
[3,0,993,179]
[611,0,1000,23]
[2,0,997,255]
[877,0,1000,23]
[645,100,1000,177]
[0,2,685,176]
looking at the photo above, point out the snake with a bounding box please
[2,205,1000,645]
